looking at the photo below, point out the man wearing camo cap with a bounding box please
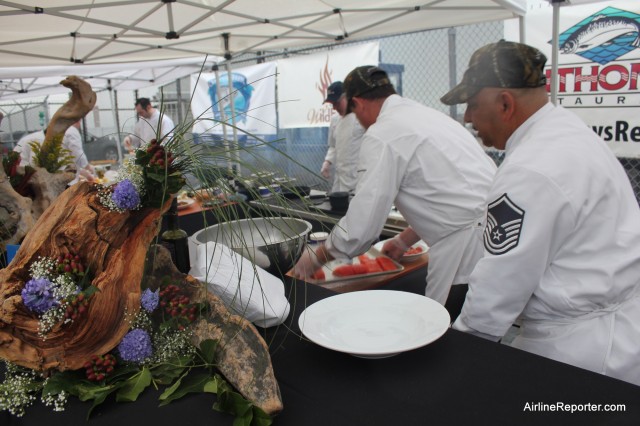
[293,65,496,319]
[442,40,640,386]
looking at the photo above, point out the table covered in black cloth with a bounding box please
[3,275,640,425]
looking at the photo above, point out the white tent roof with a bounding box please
[0,1,526,66]
[0,0,526,100]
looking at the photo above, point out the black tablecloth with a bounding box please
[4,276,640,425]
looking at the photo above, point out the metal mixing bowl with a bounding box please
[191,216,312,274]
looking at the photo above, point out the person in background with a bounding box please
[293,66,496,317]
[123,97,175,153]
[14,120,96,183]
[441,40,640,386]
[320,81,366,193]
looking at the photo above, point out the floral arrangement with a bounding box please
[19,252,95,338]
[2,151,35,196]
[30,134,74,173]
[97,138,188,211]
[1,275,269,424]
[0,139,273,425]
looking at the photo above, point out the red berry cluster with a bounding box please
[56,252,85,280]
[146,139,174,168]
[64,292,89,321]
[159,284,198,330]
[84,354,117,382]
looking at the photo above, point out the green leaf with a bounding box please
[158,371,217,406]
[150,356,193,384]
[86,385,122,419]
[198,339,218,364]
[115,367,152,402]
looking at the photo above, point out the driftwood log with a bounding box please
[144,245,283,415]
[0,75,96,249]
[0,182,169,371]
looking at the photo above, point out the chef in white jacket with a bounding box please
[293,66,496,316]
[123,97,175,152]
[441,40,640,386]
[320,81,366,193]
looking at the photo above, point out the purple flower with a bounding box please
[118,328,152,363]
[21,277,58,314]
[140,288,159,312]
[112,179,140,210]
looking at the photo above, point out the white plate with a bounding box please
[299,290,450,358]
[373,240,429,262]
[176,198,195,210]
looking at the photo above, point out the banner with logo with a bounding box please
[190,62,277,135]
[505,0,640,157]
[277,42,379,128]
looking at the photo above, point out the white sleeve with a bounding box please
[160,115,175,141]
[324,115,338,164]
[63,128,89,169]
[325,135,403,258]
[457,165,576,337]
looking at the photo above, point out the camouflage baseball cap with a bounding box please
[344,66,393,104]
[324,81,344,103]
[440,40,547,105]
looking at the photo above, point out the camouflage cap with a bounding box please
[440,40,547,105]
[344,66,393,104]
[324,81,344,103]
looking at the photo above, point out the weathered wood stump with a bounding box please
[144,245,284,415]
[0,182,169,371]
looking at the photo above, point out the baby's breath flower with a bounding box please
[0,362,43,417]
[151,327,195,363]
[42,389,68,412]
[28,256,56,280]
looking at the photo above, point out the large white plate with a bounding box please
[373,240,429,262]
[299,290,450,358]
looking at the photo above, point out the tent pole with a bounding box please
[225,62,242,175]
[109,83,124,164]
[550,0,563,105]
[213,66,233,175]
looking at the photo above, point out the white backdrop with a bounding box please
[506,0,640,157]
[276,42,379,128]
[190,62,277,136]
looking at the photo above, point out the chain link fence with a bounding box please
[1,20,639,202]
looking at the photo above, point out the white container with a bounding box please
[308,232,329,245]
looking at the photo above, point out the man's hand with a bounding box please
[123,136,134,153]
[320,160,331,179]
[381,235,410,260]
[292,244,331,279]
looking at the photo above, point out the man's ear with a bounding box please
[500,91,516,120]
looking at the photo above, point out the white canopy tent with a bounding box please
[0,1,526,89]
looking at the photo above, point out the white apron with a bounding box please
[511,291,640,386]
[425,219,485,305]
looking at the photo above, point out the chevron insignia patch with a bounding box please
[484,193,525,255]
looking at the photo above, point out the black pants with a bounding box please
[444,284,468,322]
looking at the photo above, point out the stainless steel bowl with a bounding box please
[192,217,312,274]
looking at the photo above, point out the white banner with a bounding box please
[190,62,277,135]
[505,0,640,157]
[277,42,380,128]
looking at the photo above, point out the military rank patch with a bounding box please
[484,193,525,255]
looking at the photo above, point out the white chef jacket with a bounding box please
[14,130,45,166]
[129,110,175,149]
[453,103,640,386]
[324,113,365,193]
[325,95,496,304]
[15,127,89,170]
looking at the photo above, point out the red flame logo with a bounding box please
[316,56,333,101]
